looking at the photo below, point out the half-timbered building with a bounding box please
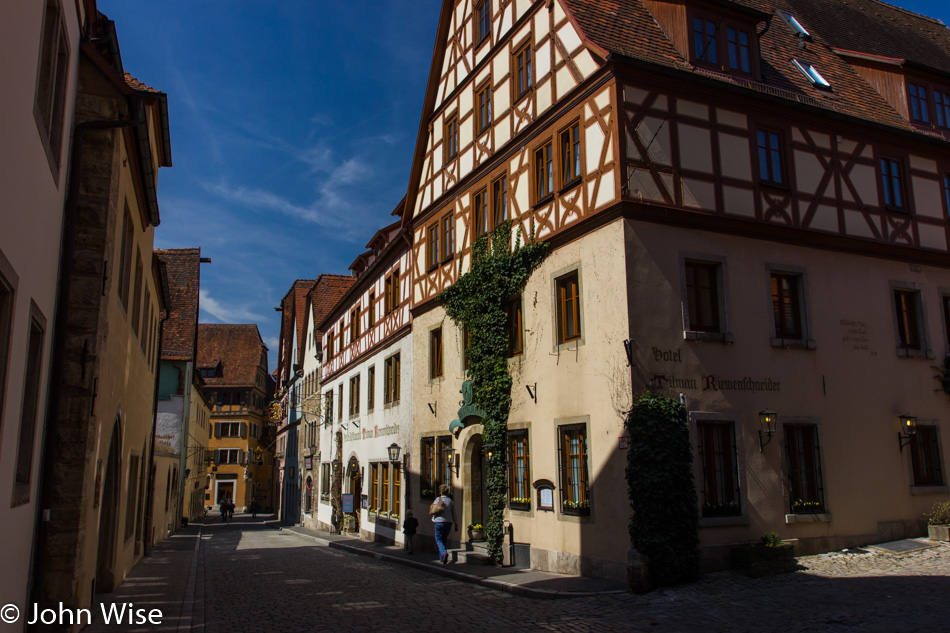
[314,205,414,543]
[404,0,950,580]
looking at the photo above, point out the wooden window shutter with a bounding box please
[214,423,222,438]
[240,422,247,438]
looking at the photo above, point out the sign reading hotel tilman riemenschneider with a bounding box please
[650,374,781,392]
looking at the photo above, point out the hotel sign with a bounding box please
[651,374,781,393]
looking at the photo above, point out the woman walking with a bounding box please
[430,484,457,564]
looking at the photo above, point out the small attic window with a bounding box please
[778,11,810,39]
[793,59,831,90]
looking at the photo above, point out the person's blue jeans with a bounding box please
[434,522,452,559]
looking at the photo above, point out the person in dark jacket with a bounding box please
[403,510,419,554]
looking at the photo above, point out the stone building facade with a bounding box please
[31,8,173,613]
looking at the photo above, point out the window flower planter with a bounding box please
[928,524,950,541]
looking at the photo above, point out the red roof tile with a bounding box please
[562,0,949,135]
[196,324,266,388]
[155,248,201,362]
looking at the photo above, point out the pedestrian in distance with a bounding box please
[250,500,259,519]
[227,499,235,521]
[220,497,229,522]
[429,484,457,564]
[403,509,419,554]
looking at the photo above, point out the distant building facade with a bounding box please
[154,248,211,533]
[198,324,274,513]
[315,211,414,542]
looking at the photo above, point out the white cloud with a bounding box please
[199,288,266,323]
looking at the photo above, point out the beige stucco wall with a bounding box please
[623,218,950,565]
[184,385,212,522]
[411,219,633,581]
[81,145,163,596]
[0,0,81,612]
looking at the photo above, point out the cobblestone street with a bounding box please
[87,516,950,633]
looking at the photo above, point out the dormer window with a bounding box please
[908,83,930,123]
[690,13,757,76]
[792,59,831,90]
[777,11,810,40]
[904,79,950,130]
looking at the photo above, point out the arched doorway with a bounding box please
[346,457,361,533]
[465,434,488,533]
[96,419,121,593]
[304,476,313,513]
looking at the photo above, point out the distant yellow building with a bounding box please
[198,324,274,512]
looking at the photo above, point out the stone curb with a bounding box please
[276,525,627,600]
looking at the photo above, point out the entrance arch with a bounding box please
[96,418,121,593]
[463,433,488,536]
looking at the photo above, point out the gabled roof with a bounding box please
[308,274,357,344]
[277,279,316,378]
[196,324,266,388]
[562,0,914,129]
[155,248,201,362]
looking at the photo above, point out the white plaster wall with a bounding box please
[317,332,413,542]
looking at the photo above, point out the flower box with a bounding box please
[928,524,950,541]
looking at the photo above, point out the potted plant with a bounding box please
[926,500,950,541]
[730,531,796,577]
[468,523,485,541]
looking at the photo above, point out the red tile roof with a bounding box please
[309,275,356,344]
[562,0,950,135]
[196,324,266,388]
[277,280,316,380]
[786,0,950,76]
[124,71,163,94]
[155,248,201,362]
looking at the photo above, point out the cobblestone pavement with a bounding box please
[197,519,950,633]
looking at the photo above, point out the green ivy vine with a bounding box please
[437,222,549,563]
[626,394,700,586]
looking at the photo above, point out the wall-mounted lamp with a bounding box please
[331,458,342,472]
[483,443,496,459]
[758,409,778,452]
[525,384,537,403]
[445,446,458,476]
[898,414,918,452]
[387,442,402,464]
[623,339,635,367]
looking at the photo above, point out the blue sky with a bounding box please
[101,0,950,371]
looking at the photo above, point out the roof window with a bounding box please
[792,59,831,90]
[778,11,811,39]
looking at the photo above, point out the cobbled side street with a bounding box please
[89,517,950,633]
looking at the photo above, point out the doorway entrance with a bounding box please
[466,434,489,529]
[215,482,235,511]
[96,420,121,593]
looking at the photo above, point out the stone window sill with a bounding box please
[699,515,749,528]
[785,512,832,524]
[910,485,948,495]
[685,331,734,344]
